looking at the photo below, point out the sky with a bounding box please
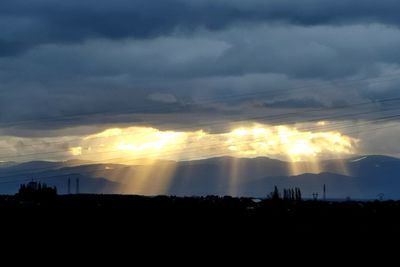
[1,0,400,162]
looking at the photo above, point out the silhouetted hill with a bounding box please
[0,161,120,195]
[0,159,94,174]
[1,160,63,172]
[0,161,17,168]
[1,155,400,199]
[63,159,94,166]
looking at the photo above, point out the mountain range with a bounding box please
[0,155,399,199]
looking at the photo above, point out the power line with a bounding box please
[1,72,400,129]
[0,114,399,183]
[0,95,400,158]
[1,73,400,186]
[0,102,399,161]
[0,89,399,172]
[0,119,399,188]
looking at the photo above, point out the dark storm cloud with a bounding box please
[2,23,400,131]
[2,0,400,56]
[264,98,325,109]
[1,1,400,138]
[0,39,28,57]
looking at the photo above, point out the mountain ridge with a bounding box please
[0,155,399,199]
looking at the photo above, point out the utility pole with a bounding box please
[67,178,71,195]
[76,178,80,194]
[323,184,326,201]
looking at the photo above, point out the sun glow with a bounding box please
[225,125,355,162]
[70,124,358,195]
[116,130,186,152]
[69,146,82,156]
[71,124,357,162]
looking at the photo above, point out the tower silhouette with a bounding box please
[76,178,80,194]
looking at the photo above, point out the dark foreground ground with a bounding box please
[1,194,399,258]
[2,194,400,235]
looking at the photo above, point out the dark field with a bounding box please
[2,194,400,237]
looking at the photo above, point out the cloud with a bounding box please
[1,24,400,133]
[1,1,400,159]
[0,39,28,57]
[10,120,400,163]
[148,93,178,104]
[264,98,325,109]
[2,0,400,56]
[0,124,357,162]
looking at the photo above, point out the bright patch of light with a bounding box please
[69,146,82,156]
[225,125,356,161]
[71,124,357,162]
[116,131,186,152]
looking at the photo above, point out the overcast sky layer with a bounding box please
[1,0,400,161]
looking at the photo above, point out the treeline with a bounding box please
[269,186,302,201]
[16,181,57,200]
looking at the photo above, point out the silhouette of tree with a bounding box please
[16,181,57,200]
[271,186,281,200]
[295,187,302,201]
[274,186,302,202]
